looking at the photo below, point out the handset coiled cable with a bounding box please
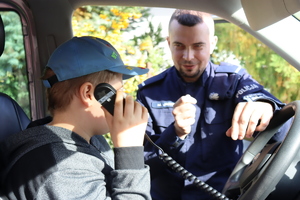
[144,134,231,200]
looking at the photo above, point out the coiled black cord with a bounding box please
[144,134,231,200]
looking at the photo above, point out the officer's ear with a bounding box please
[167,36,170,47]
[210,35,218,54]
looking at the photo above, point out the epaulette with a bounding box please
[208,62,244,100]
[215,62,244,75]
[138,68,170,89]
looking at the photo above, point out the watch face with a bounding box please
[94,83,116,116]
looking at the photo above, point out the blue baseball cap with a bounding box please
[43,36,149,88]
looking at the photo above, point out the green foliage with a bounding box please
[73,6,150,38]
[73,6,170,97]
[0,11,30,117]
[213,23,300,103]
[131,19,170,75]
[132,19,165,47]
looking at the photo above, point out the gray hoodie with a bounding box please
[0,125,151,200]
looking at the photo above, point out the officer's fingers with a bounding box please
[255,114,271,132]
[181,125,192,135]
[246,103,272,135]
[174,109,195,124]
[230,103,245,140]
[255,104,273,132]
[244,109,262,138]
[226,126,233,137]
[173,102,196,117]
[175,123,191,136]
[174,96,185,107]
[184,103,196,116]
[182,94,197,104]
[175,118,194,136]
[237,103,259,140]
[230,102,250,140]
[177,117,196,127]
[174,95,197,107]
[187,117,196,126]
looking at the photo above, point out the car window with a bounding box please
[293,11,300,20]
[0,11,30,117]
[72,6,300,104]
[214,21,300,103]
[72,6,170,98]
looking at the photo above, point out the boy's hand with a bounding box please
[105,90,148,147]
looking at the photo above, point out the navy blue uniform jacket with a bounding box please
[137,62,286,200]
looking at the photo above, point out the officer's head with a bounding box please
[167,10,218,82]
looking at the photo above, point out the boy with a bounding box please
[0,36,151,199]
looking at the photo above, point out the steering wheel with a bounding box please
[222,100,300,200]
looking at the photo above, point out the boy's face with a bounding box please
[90,73,123,135]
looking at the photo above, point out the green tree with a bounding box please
[213,23,300,103]
[131,18,171,74]
[0,11,30,116]
[73,6,169,97]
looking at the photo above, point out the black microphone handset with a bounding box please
[94,83,230,200]
[94,83,117,116]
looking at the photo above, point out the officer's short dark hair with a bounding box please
[169,9,204,27]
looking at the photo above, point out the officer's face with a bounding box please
[167,20,217,82]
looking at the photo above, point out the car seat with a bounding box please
[0,92,30,143]
[0,14,30,200]
[0,93,30,200]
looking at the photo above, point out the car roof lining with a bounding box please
[242,0,300,30]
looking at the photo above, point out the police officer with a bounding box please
[137,9,287,200]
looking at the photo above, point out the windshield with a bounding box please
[293,11,300,21]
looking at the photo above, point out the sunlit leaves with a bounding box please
[72,6,169,97]
[214,23,300,103]
[0,11,30,116]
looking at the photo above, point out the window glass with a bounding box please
[293,11,300,21]
[72,6,300,104]
[0,11,30,117]
[72,6,171,98]
[214,22,300,103]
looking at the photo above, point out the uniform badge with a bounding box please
[209,93,219,100]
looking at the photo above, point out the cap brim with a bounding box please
[108,65,149,80]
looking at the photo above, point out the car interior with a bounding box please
[0,0,300,199]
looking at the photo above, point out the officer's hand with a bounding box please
[226,102,273,140]
[172,95,197,139]
[105,90,148,147]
